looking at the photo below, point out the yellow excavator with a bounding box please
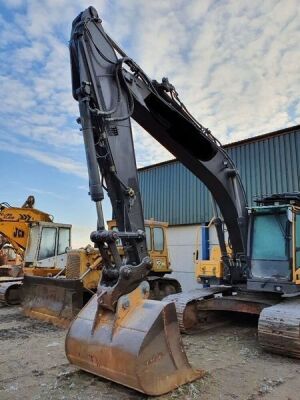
[0,196,101,310]
[0,195,63,304]
[63,7,300,396]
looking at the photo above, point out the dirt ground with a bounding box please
[0,304,299,400]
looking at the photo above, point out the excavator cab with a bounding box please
[249,207,291,279]
[247,194,300,294]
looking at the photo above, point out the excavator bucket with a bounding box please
[22,276,84,327]
[66,281,202,395]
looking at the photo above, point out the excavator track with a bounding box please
[148,276,182,300]
[164,286,232,333]
[0,278,23,305]
[258,297,300,358]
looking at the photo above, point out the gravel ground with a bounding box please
[0,304,299,400]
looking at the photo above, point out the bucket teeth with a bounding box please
[65,282,203,395]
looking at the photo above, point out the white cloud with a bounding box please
[113,0,300,145]
[21,147,87,178]
[1,0,299,173]
[0,138,87,178]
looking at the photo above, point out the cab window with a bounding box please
[153,227,164,251]
[252,213,288,260]
[38,227,57,260]
[145,226,152,250]
[58,228,71,255]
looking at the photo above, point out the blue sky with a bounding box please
[1,0,299,246]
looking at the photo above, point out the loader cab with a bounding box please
[145,219,171,275]
[24,221,71,270]
[247,202,300,294]
[107,219,172,275]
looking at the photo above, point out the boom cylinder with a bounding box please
[78,97,105,229]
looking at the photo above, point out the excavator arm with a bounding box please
[70,7,248,301]
[70,10,153,312]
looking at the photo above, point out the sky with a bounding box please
[0,0,299,247]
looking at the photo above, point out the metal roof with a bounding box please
[138,125,300,225]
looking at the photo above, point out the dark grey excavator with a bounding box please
[66,6,300,395]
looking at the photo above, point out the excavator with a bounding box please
[64,6,299,395]
[0,196,101,315]
[0,195,64,304]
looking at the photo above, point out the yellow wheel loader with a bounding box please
[64,7,300,396]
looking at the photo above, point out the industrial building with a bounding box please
[138,125,300,290]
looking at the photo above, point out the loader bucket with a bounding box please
[22,275,84,328]
[65,281,203,395]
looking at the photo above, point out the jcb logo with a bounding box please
[13,228,25,238]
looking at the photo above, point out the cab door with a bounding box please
[36,224,71,269]
[148,225,169,274]
[293,209,300,284]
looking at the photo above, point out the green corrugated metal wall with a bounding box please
[138,127,300,225]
